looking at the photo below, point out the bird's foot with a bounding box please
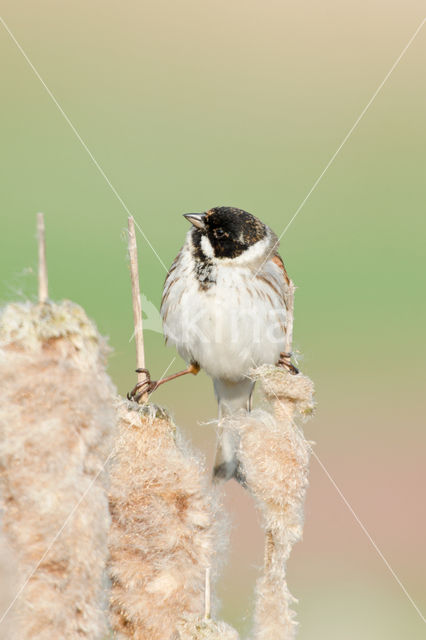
[127,362,201,403]
[277,352,299,375]
[127,368,159,403]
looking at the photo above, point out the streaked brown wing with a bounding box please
[271,252,296,356]
[252,252,289,343]
[258,250,297,353]
[271,253,291,287]
[160,249,182,322]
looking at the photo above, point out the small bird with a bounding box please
[129,206,298,482]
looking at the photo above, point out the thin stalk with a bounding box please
[37,212,48,303]
[127,216,148,402]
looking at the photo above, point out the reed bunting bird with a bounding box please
[129,206,298,482]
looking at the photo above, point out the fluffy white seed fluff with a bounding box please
[0,301,116,639]
[222,366,315,639]
[108,400,227,640]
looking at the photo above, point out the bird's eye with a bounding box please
[214,228,226,238]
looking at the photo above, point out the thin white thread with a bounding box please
[0,356,176,624]
[155,356,176,382]
[312,450,426,624]
[253,16,426,279]
[0,16,168,273]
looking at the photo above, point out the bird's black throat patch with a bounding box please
[191,229,216,290]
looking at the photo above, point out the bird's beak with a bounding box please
[183,213,206,230]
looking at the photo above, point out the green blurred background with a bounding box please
[1,1,425,637]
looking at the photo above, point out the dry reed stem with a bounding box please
[108,400,230,640]
[37,212,48,304]
[0,300,116,639]
[204,568,211,620]
[127,216,148,401]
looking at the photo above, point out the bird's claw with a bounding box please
[127,368,159,403]
[277,352,299,375]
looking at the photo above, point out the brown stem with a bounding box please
[264,529,274,571]
[37,212,48,303]
[128,216,148,403]
[204,567,211,620]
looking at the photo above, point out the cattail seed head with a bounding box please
[108,400,227,640]
[0,300,116,639]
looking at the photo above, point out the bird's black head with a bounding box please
[184,206,267,259]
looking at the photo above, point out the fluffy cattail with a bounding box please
[225,365,314,639]
[108,399,231,640]
[0,300,116,639]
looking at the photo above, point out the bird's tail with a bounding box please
[212,378,255,484]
